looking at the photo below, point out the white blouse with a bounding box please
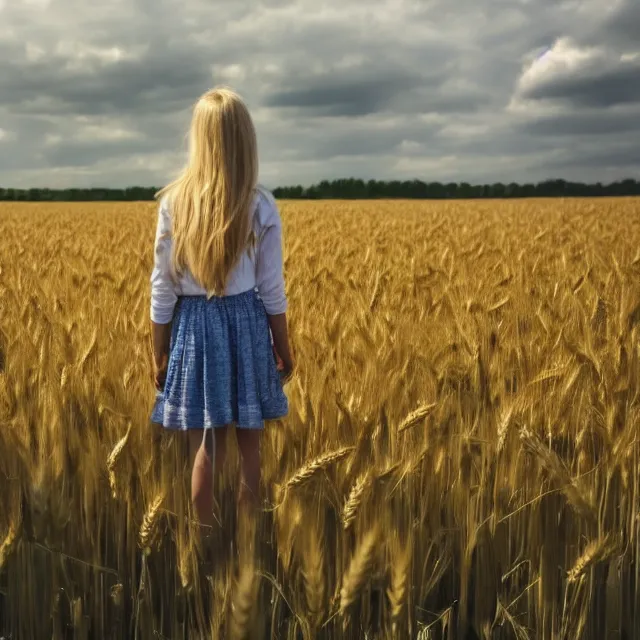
[150,186,288,324]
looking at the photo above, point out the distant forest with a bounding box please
[1,178,639,202]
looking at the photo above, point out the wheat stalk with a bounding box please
[178,543,193,591]
[302,523,325,627]
[0,522,20,569]
[520,426,596,523]
[339,525,379,617]
[229,562,259,640]
[387,538,411,630]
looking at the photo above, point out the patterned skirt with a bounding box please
[150,289,288,429]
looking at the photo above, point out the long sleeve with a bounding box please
[150,198,178,324]
[255,191,288,315]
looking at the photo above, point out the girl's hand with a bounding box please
[153,359,168,391]
[273,346,294,385]
[151,321,173,392]
[279,364,294,385]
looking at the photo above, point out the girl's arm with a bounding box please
[255,193,294,378]
[152,321,173,389]
[268,313,294,379]
[150,198,178,388]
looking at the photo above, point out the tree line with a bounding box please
[0,178,639,202]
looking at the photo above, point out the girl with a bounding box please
[149,87,294,530]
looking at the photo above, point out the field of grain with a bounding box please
[0,198,639,639]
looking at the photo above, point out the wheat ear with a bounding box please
[229,562,259,640]
[387,540,411,629]
[339,526,379,617]
[0,523,20,569]
[567,534,620,583]
[520,426,596,523]
[139,493,163,551]
[284,446,354,493]
[398,403,436,434]
[302,524,325,627]
[106,422,132,499]
[343,472,371,531]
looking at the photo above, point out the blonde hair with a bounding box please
[156,86,258,295]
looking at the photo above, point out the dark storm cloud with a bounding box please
[40,142,142,169]
[264,72,427,117]
[0,41,212,116]
[265,69,491,118]
[519,59,640,109]
[40,133,167,168]
[520,110,640,137]
[279,117,445,161]
[602,1,640,47]
[0,115,52,172]
[0,0,639,188]
[537,142,640,171]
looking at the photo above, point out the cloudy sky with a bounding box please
[1,0,639,189]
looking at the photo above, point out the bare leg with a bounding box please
[188,429,215,529]
[234,428,262,557]
[235,428,262,509]
[214,427,228,478]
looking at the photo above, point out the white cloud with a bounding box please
[509,32,640,119]
[621,52,640,63]
[212,63,247,83]
[55,40,146,65]
[25,42,46,61]
[438,123,490,138]
[73,123,142,142]
[517,38,604,94]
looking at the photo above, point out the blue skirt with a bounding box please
[150,289,288,430]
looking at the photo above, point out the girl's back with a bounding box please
[150,185,287,325]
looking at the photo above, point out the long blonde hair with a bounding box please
[156,87,258,295]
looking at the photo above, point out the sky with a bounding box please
[0,0,639,189]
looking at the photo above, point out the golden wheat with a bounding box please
[229,561,259,640]
[342,471,371,531]
[567,534,621,583]
[0,523,19,570]
[339,525,379,618]
[0,197,638,638]
[281,446,354,494]
[138,493,164,552]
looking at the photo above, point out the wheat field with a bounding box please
[0,198,639,639]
